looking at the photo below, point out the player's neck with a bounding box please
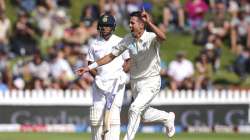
[102,34,112,41]
[133,30,144,40]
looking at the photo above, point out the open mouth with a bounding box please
[130,28,134,32]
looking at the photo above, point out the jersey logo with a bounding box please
[128,43,137,55]
[102,16,108,23]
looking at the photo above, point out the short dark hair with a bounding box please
[129,11,142,19]
[129,11,145,25]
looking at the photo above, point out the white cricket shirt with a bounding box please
[87,34,130,91]
[112,31,161,79]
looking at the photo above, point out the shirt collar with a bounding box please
[98,35,113,42]
[138,30,147,42]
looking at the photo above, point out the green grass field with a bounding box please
[0,132,249,140]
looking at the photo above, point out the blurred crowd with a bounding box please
[0,0,250,92]
[0,0,97,91]
[158,0,250,90]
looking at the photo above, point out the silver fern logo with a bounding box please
[128,43,137,55]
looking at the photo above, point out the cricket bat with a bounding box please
[102,79,119,140]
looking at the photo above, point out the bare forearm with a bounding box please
[147,21,166,41]
[88,61,97,76]
[96,53,116,66]
[85,53,116,73]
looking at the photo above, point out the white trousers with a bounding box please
[123,76,171,140]
[91,124,120,140]
[90,81,125,140]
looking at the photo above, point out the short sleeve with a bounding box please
[147,32,159,48]
[111,35,130,56]
[148,32,157,40]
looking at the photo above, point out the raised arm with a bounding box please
[141,11,166,42]
[76,53,116,76]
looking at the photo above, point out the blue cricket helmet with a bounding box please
[97,13,116,31]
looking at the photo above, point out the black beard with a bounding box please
[100,32,112,40]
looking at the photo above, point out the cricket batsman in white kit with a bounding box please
[76,10,175,140]
[86,13,130,140]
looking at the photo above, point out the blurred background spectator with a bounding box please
[10,12,38,56]
[0,9,10,53]
[159,0,185,32]
[231,48,250,82]
[168,51,194,91]
[194,51,213,90]
[27,50,50,88]
[184,0,208,32]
